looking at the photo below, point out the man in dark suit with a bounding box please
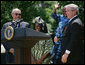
[60,4,83,64]
[2,8,30,64]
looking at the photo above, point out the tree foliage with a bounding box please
[1,1,84,34]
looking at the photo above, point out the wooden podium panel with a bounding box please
[1,28,51,64]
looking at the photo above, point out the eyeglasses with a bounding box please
[13,13,21,16]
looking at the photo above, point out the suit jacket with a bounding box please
[2,20,30,51]
[2,20,30,30]
[61,15,83,64]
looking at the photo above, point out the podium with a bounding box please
[1,28,51,64]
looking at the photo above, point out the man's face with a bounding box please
[62,8,67,17]
[66,7,76,19]
[11,10,21,21]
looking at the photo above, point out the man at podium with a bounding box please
[2,8,30,64]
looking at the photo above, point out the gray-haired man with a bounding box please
[2,8,30,64]
[61,4,83,64]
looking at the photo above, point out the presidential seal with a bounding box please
[4,26,14,40]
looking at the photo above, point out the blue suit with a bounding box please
[2,20,30,63]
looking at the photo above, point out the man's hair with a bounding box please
[11,8,21,14]
[64,4,79,13]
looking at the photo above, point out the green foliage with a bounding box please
[1,1,84,34]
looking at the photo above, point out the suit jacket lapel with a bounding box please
[63,15,78,36]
